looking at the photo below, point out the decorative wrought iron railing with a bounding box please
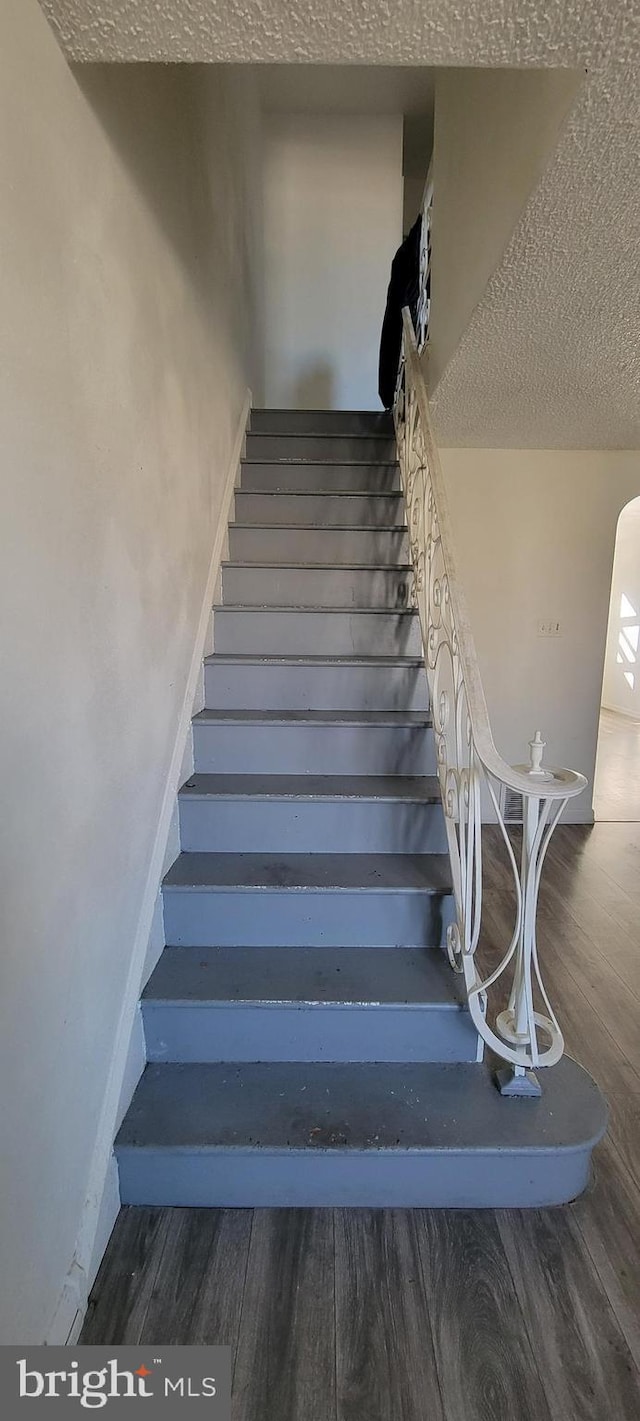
[415,177,432,351]
[394,309,586,1094]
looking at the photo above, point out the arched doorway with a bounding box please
[594,495,640,820]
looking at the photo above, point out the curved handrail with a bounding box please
[399,309,586,803]
[394,307,587,1084]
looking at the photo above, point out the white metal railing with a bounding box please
[394,308,586,1093]
[415,175,432,351]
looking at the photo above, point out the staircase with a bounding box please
[115,409,605,1208]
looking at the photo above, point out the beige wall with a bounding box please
[263,114,403,409]
[428,68,580,391]
[441,449,640,821]
[602,497,640,717]
[0,2,261,1342]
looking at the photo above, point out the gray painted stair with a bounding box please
[249,408,394,435]
[203,654,429,711]
[177,774,447,853]
[115,1057,607,1207]
[240,460,400,492]
[234,490,404,526]
[191,709,436,774]
[116,405,605,1208]
[229,523,409,564]
[221,563,413,609]
[212,606,422,656]
[162,851,454,948]
[142,946,478,1064]
[245,432,396,462]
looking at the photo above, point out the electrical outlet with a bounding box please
[537,619,562,637]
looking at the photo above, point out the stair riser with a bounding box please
[142,1002,478,1064]
[204,661,429,712]
[245,433,396,462]
[213,609,422,658]
[229,526,409,564]
[193,723,436,775]
[241,462,400,493]
[162,887,453,948]
[178,797,447,854]
[250,410,394,435]
[117,1148,594,1209]
[234,492,404,527]
[221,565,413,609]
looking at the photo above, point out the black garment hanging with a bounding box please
[378,215,422,410]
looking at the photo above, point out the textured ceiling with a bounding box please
[37,2,640,66]
[40,2,640,447]
[431,64,640,448]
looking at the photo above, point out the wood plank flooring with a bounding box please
[595,709,640,821]
[81,823,640,1420]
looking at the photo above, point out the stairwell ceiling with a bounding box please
[257,65,435,118]
[257,66,435,233]
[40,2,640,448]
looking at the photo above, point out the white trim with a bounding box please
[44,389,251,1344]
[45,1260,88,1346]
[88,1159,121,1287]
[561,803,595,825]
[601,700,640,722]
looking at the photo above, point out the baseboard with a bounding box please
[88,1158,121,1288]
[560,805,595,825]
[480,807,595,826]
[601,700,640,722]
[44,389,251,1345]
[45,1261,88,1346]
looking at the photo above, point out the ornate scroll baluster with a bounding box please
[394,310,586,1093]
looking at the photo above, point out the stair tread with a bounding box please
[232,523,407,531]
[163,852,451,892]
[116,1057,606,1154]
[143,946,463,1008]
[236,489,401,498]
[252,407,392,416]
[179,774,440,801]
[248,430,393,440]
[222,562,412,571]
[240,488,400,497]
[194,708,430,725]
[215,605,417,615]
[204,653,424,666]
[242,459,399,467]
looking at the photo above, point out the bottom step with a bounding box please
[116,1058,607,1208]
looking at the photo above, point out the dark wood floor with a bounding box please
[82,822,640,1420]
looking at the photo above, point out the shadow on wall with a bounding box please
[72,63,264,401]
[73,64,214,309]
[289,361,336,410]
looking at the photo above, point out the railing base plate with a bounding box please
[494,1066,542,1098]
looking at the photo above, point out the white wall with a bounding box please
[428,68,580,391]
[602,497,640,717]
[440,449,640,821]
[0,1,262,1343]
[263,114,403,409]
